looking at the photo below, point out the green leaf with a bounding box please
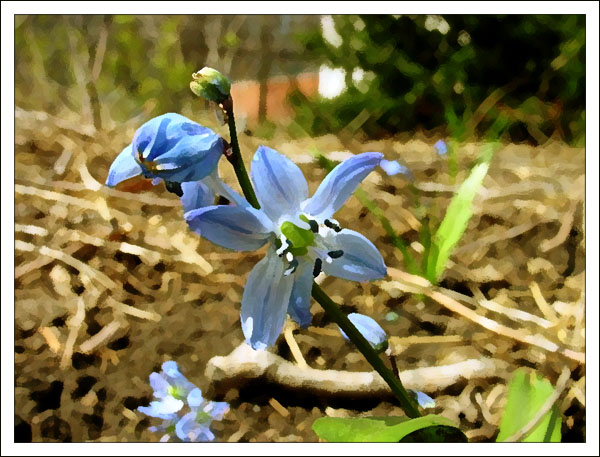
[497,369,562,442]
[428,159,489,283]
[312,414,466,442]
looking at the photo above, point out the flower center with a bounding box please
[167,385,187,401]
[276,216,345,277]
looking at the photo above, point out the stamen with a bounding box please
[313,258,322,277]
[327,250,344,259]
[308,219,319,233]
[324,219,342,232]
[276,234,289,257]
[284,258,298,276]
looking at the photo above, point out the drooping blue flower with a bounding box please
[138,361,229,442]
[185,146,387,350]
[106,113,245,210]
[106,113,224,187]
[338,313,389,352]
[434,140,448,156]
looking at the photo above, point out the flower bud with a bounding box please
[190,67,231,103]
[339,313,389,353]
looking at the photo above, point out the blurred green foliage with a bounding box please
[14,15,315,126]
[15,15,196,124]
[292,15,585,145]
[15,15,585,145]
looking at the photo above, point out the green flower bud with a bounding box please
[190,67,231,103]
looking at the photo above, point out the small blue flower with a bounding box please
[379,159,411,177]
[339,313,388,352]
[185,146,387,350]
[106,113,224,186]
[434,140,448,156]
[138,361,229,442]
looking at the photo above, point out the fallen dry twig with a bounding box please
[205,342,508,399]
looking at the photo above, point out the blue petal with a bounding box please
[340,313,388,349]
[149,372,170,399]
[132,113,224,183]
[203,401,230,421]
[380,159,411,177]
[241,249,295,350]
[138,396,184,419]
[251,146,309,221]
[161,361,181,378]
[321,229,387,282]
[303,152,383,220]
[105,144,142,187]
[187,388,204,408]
[175,412,215,442]
[287,258,314,328]
[185,205,273,251]
[180,180,215,212]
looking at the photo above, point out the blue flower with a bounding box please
[138,361,229,442]
[380,159,410,177]
[184,146,387,350]
[175,388,229,442]
[338,313,389,352]
[106,112,224,186]
[434,140,448,156]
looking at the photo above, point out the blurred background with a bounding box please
[15,14,585,144]
[14,14,586,444]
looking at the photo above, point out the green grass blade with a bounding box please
[429,158,490,283]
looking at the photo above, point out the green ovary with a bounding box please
[280,220,315,250]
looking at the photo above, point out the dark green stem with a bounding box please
[222,96,260,209]
[311,283,422,418]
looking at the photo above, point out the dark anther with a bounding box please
[165,181,183,197]
[324,219,342,232]
[313,258,323,277]
[284,258,299,276]
[327,250,344,259]
[308,219,319,233]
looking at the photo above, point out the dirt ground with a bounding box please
[14,108,586,442]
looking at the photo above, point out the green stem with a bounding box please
[223,95,420,418]
[311,283,422,418]
[223,96,260,209]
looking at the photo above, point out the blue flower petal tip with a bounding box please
[412,390,436,409]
